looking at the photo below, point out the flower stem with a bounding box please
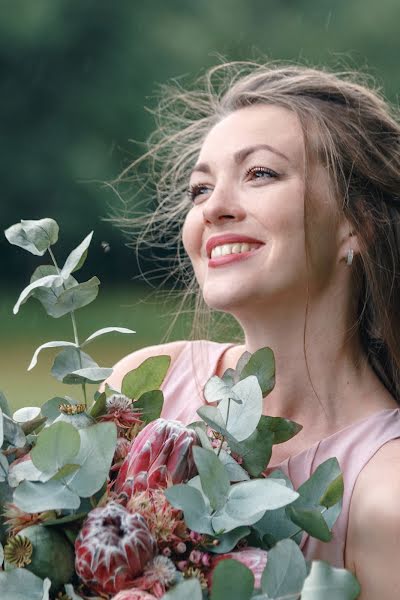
[48,247,87,406]
[217,397,231,457]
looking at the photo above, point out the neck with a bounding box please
[231,283,384,429]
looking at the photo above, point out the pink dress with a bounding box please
[159,340,400,567]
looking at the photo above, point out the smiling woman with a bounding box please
[105,61,400,599]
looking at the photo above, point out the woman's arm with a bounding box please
[346,438,400,599]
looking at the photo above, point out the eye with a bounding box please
[245,166,279,180]
[187,183,212,203]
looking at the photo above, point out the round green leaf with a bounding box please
[210,558,254,600]
[4,218,59,256]
[193,446,230,511]
[51,347,97,383]
[239,347,275,396]
[301,561,361,599]
[261,539,307,597]
[121,355,171,399]
[60,231,93,279]
[219,376,263,441]
[31,422,80,474]
[162,579,203,600]
[164,484,214,535]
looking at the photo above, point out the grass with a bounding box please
[1,284,192,410]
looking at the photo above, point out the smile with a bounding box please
[210,242,262,258]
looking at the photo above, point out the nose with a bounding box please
[202,182,246,225]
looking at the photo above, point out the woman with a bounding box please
[105,62,400,598]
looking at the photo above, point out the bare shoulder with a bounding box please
[99,340,189,393]
[346,438,400,598]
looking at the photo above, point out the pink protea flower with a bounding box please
[112,591,157,600]
[115,418,199,497]
[75,501,157,596]
[209,547,268,589]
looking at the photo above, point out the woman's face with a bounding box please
[182,104,341,315]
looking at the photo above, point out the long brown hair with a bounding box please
[107,61,400,401]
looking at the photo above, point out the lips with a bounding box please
[205,234,264,258]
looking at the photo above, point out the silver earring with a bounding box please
[346,248,354,266]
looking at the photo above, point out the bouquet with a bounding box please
[0,218,360,599]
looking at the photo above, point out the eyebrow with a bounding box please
[190,143,289,176]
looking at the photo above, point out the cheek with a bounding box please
[182,211,206,283]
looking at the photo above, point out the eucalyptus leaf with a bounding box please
[31,422,80,474]
[121,355,171,399]
[4,218,59,255]
[230,419,273,477]
[8,458,51,487]
[225,479,299,523]
[0,567,51,600]
[0,454,8,482]
[261,415,303,444]
[62,367,113,385]
[13,274,63,315]
[60,231,93,278]
[162,578,203,600]
[0,542,3,567]
[204,376,242,405]
[253,505,302,547]
[13,406,41,423]
[208,526,250,554]
[217,449,250,482]
[235,350,252,376]
[261,539,307,598]
[301,561,361,599]
[221,368,237,387]
[51,347,98,383]
[40,397,69,422]
[28,341,78,371]
[210,558,254,600]
[296,458,342,506]
[192,424,213,451]
[88,391,107,418]
[193,446,230,511]
[64,584,86,600]
[164,484,214,534]
[30,266,78,318]
[286,506,332,542]
[50,463,80,480]
[13,479,80,512]
[239,347,275,396]
[134,389,164,424]
[44,276,100,317]
[197,405,227,434]
[219,376,263,441]
[65,422,117,497]
[2,413,26,447]
[0,391,11,417]
[319,474,344,508]
[81,326,136,347]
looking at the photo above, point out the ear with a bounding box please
[337,217,360,264]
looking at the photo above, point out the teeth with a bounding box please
[210,243,260,259]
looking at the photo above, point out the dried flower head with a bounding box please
[4,535,33,567]
[59,403,86,415]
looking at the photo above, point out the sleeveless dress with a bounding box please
[159,340,400,568]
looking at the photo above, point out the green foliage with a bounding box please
[162,578,203,600]
[301,561,361,599]
[210,559,254,600]
[0,568,51,600]
[134,389,164,424]
[121,355,171,399]
[4,219,59,257]
[239,347,275,396]
[261,539,307,598]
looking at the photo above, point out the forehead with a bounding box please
[197,104,305,167]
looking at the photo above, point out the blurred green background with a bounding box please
[2,0,400,409]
